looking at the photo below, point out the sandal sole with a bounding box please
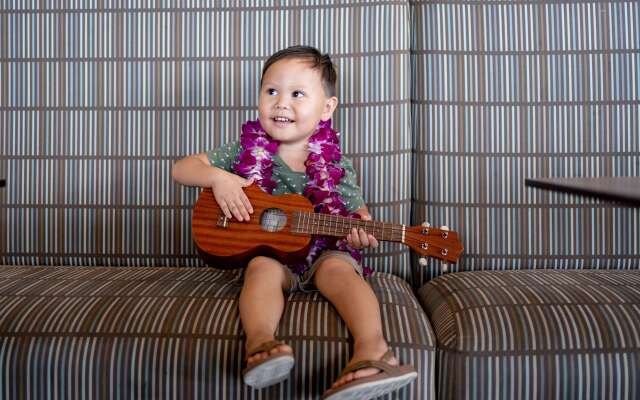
[324,371,418,400]
[243,354,295,389]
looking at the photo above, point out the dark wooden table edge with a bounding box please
[525,178,640,207]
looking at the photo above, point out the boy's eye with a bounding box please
[267,88,277,95]
[292,90,305,98]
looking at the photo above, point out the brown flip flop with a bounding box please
[322,349,417,400]
[243,340,295,389]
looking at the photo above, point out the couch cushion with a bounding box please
[418,270,640,400]
[0,266,435,399]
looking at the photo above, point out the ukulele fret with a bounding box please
[313,213,317,235]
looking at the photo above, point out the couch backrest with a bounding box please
[411,1,640,286]
[0,2,414,281]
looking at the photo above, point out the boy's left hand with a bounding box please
[346,211,379,249]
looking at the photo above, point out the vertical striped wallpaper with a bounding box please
[0,2,414,278]
[411,1,640,286]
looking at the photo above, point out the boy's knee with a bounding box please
[245,256,285,283]
[313,257,358,287]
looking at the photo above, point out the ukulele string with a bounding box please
[291,212,404,238]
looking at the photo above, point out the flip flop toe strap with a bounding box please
[338,349,397,377]
[246,340,286,360]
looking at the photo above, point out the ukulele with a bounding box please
[192,184,463,268]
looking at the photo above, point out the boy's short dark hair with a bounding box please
[261,46,337,97]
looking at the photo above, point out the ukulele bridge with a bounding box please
[217,215,229,228]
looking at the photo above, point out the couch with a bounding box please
[1,1,638,399]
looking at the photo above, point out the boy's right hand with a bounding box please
[210,170,255,222]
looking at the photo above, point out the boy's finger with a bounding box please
[358,228,369,247]
[240,193,253,214]
[346,234,358,249]
[220,202,232,219]
[229,202,244,221]
[369,235,379,248]
[231,197,249,221]
[352,228,363,247]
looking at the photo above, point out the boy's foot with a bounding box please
[243,339,294,389]
[323,349,417,400]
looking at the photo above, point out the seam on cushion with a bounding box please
[420,281,463,351]
[434,345,640,357]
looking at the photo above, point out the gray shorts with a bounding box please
[231,250,363,294]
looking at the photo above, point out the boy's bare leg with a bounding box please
[313,258,400,389]
[239,256,293,366]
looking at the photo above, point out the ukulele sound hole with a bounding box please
[260,208,288,232]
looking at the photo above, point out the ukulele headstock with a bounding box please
[405,222,463,264]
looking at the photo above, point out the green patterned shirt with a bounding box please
[206,141,365,213]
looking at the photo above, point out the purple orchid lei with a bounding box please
[234,119,372,277]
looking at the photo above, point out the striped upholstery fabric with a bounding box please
[411,1,640,285]
[0,1,413,280]
[0,3,432,399]
[418,270,640,400]
[0,266,436,399]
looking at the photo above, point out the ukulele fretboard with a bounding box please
[291,212,405,243]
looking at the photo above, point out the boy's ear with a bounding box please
[321,96,338,120]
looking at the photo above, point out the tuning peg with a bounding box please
[440,225,450,272]
[440,225,450,238]
[421,221,431,227]
[418,257,428,266]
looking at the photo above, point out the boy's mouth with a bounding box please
[272,116,294,127]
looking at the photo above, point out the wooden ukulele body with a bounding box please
[192,185,314,268]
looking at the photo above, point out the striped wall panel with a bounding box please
[0,2,413,279]
[411,1,640,286]
[0,266,436,399]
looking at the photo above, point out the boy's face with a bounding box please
[258,58,337,146]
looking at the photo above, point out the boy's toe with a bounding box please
[270,344,292,356]
[247,343,292,369]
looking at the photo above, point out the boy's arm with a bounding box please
[338,157,378,248]
[171,153,220,188]
[172,153,254,222]
[172,140,242,187]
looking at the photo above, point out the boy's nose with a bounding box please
[274,96,290,109]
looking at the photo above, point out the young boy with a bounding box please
[172,46,416,399]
